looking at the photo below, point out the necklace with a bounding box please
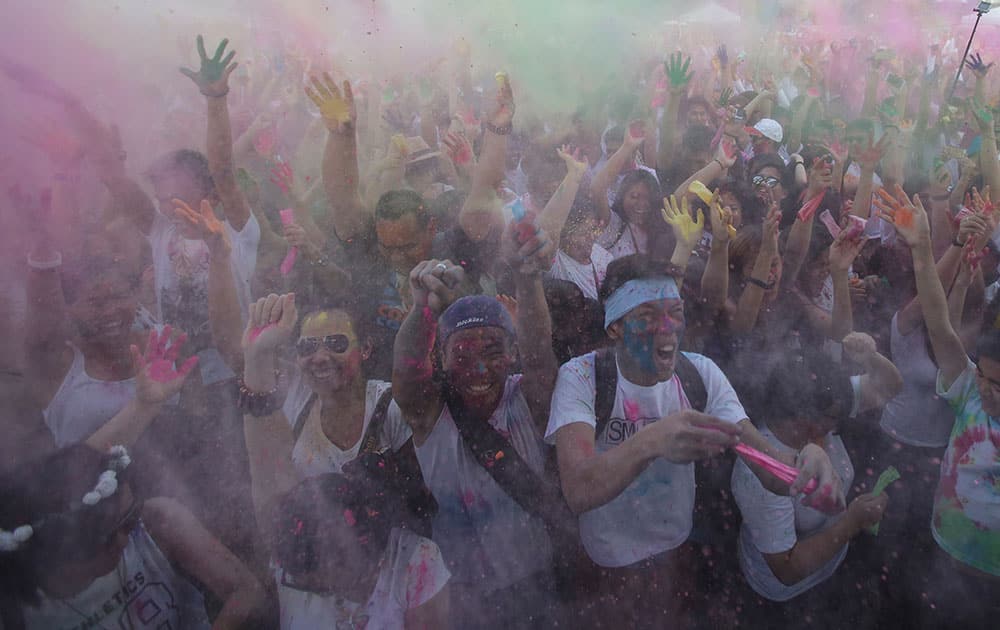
[56,556,127,630]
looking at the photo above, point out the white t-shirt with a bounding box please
[545,351,747,567]
[23,522,211,629]
[597,212,647,260]
[282,377,412,477]
[732,426,855,602]
[390,374,552,593]
[148,211,260,385]
[276,528,449,630]
[547,245,613,300]
[879,313,954,447]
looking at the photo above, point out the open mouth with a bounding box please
[655,343,677,364]
[309,365,338,381]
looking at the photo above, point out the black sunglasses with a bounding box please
[752,175,780,188]
[296,334,350,357]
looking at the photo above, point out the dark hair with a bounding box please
[685,96,714,121]
[716,179,765,226]
[682,124,714,155]
[61,252,142,306]
[148,149,214,197]
[375,190,431,228]
[610,169,661,226]
[296,296,375,352]
[0,445,129,607]
[599,254,682,305]
[272,470,403,579]
[975,329,1000,364]
[764,349,854,423]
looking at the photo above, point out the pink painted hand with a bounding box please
[133,326,198,405]
[269,162,294,195]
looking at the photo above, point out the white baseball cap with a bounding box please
[752,118,783,144]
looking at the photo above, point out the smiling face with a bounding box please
[67,272,139,348]
[620,181,653,226]
[609,297,685,384]
[296,310,369,395]
[441,327,515,412]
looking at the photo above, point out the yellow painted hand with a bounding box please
[662,194,704,247]
[305,73,355,132]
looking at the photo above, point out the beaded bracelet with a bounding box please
[485,121,513,136]
[237,379,280,417]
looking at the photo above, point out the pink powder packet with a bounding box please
[820,209,841,238]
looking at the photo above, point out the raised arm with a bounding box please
[661,194,705,277]
[672,139,736,199]
[827,228,866,342]
[501,221,559,433]
[700,194,734,310]
[876,186,969,388]
[537,145,588,249]
[240,293,302,525]
[971,99,1000,195]
[180,36,251,230]
[590,125,645,224]
[842,332,903,414]
[306,73,366,242]
[392,260,465,444]
[85,328,198,449]
[656,53,692,172]
[850,134,888,219]
[727,205,780,335]
[458,73,515,242]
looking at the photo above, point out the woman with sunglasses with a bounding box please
[237,293,450,628]
[0,444,266,629]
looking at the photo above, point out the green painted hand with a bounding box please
[665,52,693,91]
[180,35,237,97]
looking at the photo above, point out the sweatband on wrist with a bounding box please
[603,277,680,329]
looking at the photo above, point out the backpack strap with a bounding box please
[593,348,618,438]
[674,353,707,413]
[359,387,395,455]
[291,393,317,443]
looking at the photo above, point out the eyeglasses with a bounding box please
[102,498,142,546]
[296,334,351,357]
[752,175,780,188]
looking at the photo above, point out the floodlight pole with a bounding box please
[950,6,990,100]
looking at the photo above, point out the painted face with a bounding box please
[67,273,139,346]
[617,297,685,381]
[620,181,653,226]
[296,310,366,393]
[150,168,206,240]
[442,327,514,409]
[975,357,1000,416]
[376,214,434,275]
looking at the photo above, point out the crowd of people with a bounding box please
[1,8,999,629]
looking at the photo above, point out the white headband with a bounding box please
[0,445,131,553]
[604,277,681,329]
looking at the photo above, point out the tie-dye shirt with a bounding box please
[933,360,1000,576]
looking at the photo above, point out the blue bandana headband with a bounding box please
[604,278,681,329]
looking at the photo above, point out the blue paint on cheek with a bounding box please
[623,320,657,373]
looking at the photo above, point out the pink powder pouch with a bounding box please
[820,209,841,238]
[279,208,297,276]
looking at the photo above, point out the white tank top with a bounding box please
[42,344,137,448]
[389,375,552,594]
[22,521,211,630]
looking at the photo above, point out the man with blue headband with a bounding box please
[546,253,845,625]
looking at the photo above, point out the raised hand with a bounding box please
[875,184,930,248]
[180,35,237,97]
[760,203,781,258]
[305,73,355,133]
[242,293,298,356]
[442,131,475,167]
[662,194,704,250]
[409,259,465,314]
[556,143,589,178]
[172,198,230,255]
[718,87,733,108]
[829,222,866,272]
[707,191,735,244]
[269,162,294,196]
[501,220,556,276]
[965,52,994,79]
[665,52,693,92]
[716,136,738,170]
[486,72,515,129]
[133,326,199,405]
